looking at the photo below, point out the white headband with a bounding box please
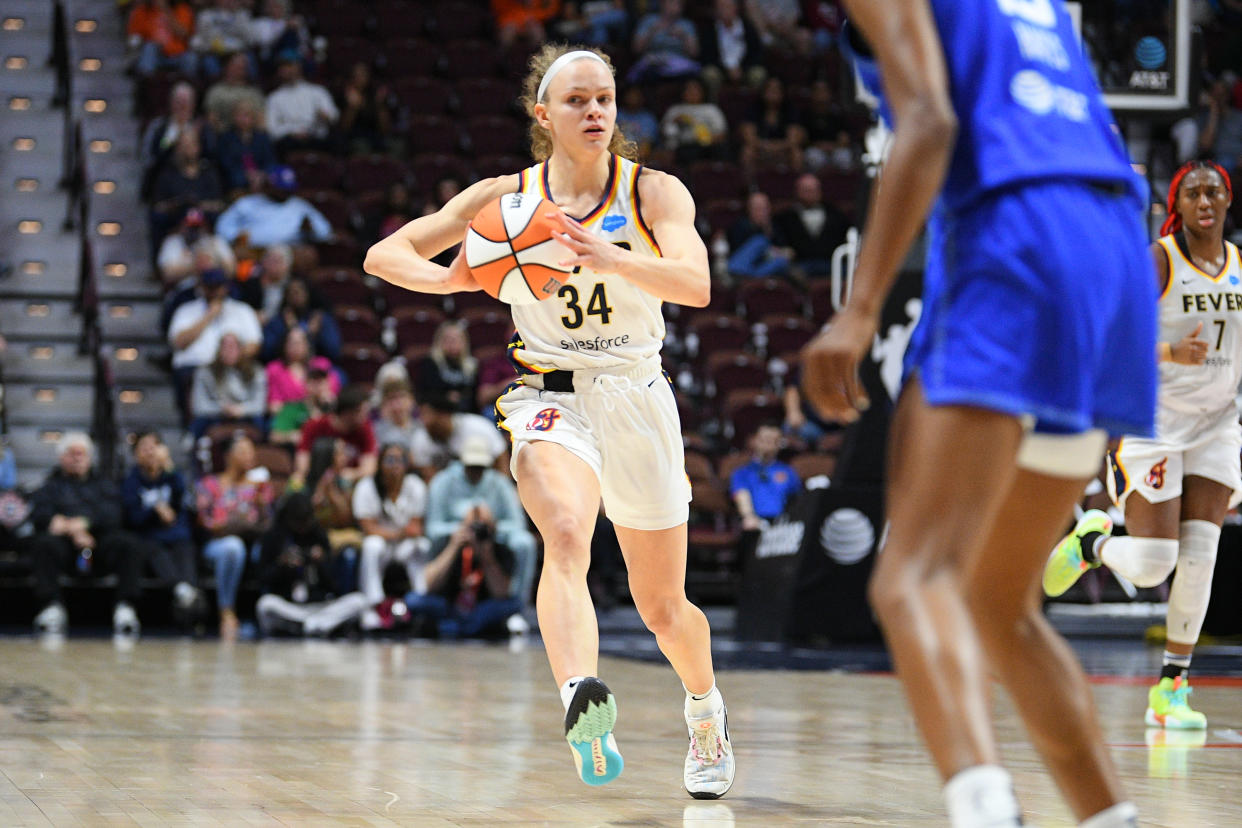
[537,50,609,103]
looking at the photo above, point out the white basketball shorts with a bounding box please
[495,357,691,531]
[1108,403,1242,509]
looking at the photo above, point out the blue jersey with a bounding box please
[847,0,1144,214]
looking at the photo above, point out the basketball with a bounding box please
[464,193,573,305]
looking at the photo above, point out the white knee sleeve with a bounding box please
[1099,536,1179,588]
[1166,520,1220,646]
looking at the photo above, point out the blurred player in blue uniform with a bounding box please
[803,1,1154,826]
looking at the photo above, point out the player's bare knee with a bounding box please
[632,592,682,638]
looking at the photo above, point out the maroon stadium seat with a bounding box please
[738,278,804,322]
[464,115,525,156]
[344,154,410,193]
[406,115,462,156]
[383,38,441,79]
[286,151,344,190]
[391,304,447,349]
[332,305,383,345]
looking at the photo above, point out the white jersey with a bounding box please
[508,154,666,373]
[1155,234,1242,423]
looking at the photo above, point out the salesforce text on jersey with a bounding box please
[561,334,631,351]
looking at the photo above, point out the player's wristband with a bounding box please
[1158,342,1172,362]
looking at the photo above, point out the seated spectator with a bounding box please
[364,181,416,246]
[338,61,397,155]
[491,0,562,48]
[190,0,254,80]
[215,166,333,251]
[168,267,263,420]
[127,0,196,77]
[425,437,537,605]
[798,79,853,172]
[355,443,429,606]
[203,51,265,134]
[121,431,206,628]
[420,177,465,266]
[730,422,801,530]
[699,0,766,96]
[659,77,729,165]
[628,0,701,84]
[28,433,144,636]
[305,437,360,551]
[216,100,278,195]
[616,86,659,159]
[150,128,225,247]
[255,492,369,636]
[267,326,341,442]
[238,243,293,325]
[410,392,508,475]
[157,207,236,291]
[555,1,628,47]
[415,321,479,414]
[405,501,523,638]
[190,332,267,439]
[1200,76,1242,178]
[293,385,378,486]
[744,0,810,54]
[782,367,836,449]
[265,50,339,157]
[195,433,274,639]
[141,81,200,201]
[476,348,517,415]
[249,0,311,76]
[373,379,422,448]
[261,275,341,362]
[726,191,793,279]
[772,172,848,279]
[739,76,803,171]
[0,438,26,554]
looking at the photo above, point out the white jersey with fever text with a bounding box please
[508,154,666,374]
[1153,233,1242,435]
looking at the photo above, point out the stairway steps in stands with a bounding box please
[0,299,82,343]
[113,383,180,429]
[1,344,93,383]
[99,299,164,344]
[3,382,95,426]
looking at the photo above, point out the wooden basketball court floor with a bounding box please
[0,637,1239,826]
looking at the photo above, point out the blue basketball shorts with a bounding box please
[904,179,1157,437]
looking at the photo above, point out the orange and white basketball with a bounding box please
[464,193,573,305]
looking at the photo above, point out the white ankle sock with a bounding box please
[684,683,723,718]
[1079,802,1138,828]
[943,764,1021,828]
[559,676,587,712]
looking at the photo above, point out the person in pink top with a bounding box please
[267,326,340,439]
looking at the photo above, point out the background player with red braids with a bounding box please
[364,44,734,798]
[1044,161,1238,730]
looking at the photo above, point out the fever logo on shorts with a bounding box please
[1146,457,1168,489]
[527,408,561,432]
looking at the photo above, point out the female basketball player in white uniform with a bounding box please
[364,45,734,798]
[1045,161,1238,729]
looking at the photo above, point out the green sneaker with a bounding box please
[1042,509,1111,597]
[1146,676,1207,729]
[564,677,623,785]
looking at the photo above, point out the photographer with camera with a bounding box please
[404,502,522,639]
[424,437,537,606]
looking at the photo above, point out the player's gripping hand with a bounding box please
[549,212,626,274]
[1170,321,1209,365]
[801,307,877,424]
[445,247,483,293]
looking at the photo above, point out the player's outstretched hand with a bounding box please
[801,308,877,423]
[1170,321,1209,365]
[549,212,625,274]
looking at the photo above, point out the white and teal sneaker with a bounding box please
[564,677,623,785]
[684,703,734,799]
[1043,509,1112,597]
